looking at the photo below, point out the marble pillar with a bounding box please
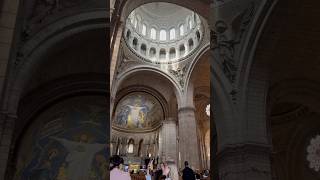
[160,118,178,163]
[178,107,200,170]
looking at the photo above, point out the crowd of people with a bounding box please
[110,155,210,180]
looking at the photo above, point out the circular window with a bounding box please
[307,135,320,172]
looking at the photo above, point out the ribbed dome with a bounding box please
[124,2,203,63]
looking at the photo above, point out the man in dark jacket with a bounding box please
[182,161,195,180]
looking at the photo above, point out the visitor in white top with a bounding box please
[110,155,131,180]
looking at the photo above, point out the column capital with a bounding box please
[163,117,176,124]
[178,106,195,113]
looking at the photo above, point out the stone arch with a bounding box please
[110,0,210,83]
[3,11,108,117]
[7,74,108,179]
[111,66,182,111]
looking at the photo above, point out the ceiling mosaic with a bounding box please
[113,92,164,131]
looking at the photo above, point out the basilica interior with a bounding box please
[110,2,211,175]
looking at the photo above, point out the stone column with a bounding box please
[0,112,17,179]
[213,144,272,180]
[160,118,178,163]
[178,107,200,170]
[210,0,273,179]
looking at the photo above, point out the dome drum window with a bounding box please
[149,48,156,58]
[170,28,176,40]
[188,39,194,50]
[159,49,166,60]
[169,48,176,60]
[160,30,167,41]
[142,24,147,36]
[133,38,138,50]
[179,44,186,57]
[141,44,147,55]
[150,28,157,39]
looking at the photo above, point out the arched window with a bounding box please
[141,44,146,55]
[134,14,141,31]
[188,39,194,50]
[127,139,134,154]
[138,139,143,157]
[133,18,138,29]
[150,28,156,40]
[179,25,184,36]
[160,30,166,41]
[196,31,201,42]
[160,49,166,60]
[133,38,138,50]
[169,28,176,40]
[149,47,156,58]
[179,44,185,57]
[169,48,176,59]
[189,18,193,29]
[130,16,134,25]
[126,30,131,40]
[142,24,147,36]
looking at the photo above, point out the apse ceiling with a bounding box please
[113,92,164,132]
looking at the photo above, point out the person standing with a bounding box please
[154,162,164,180]
[110,155,131,180]
[182,161,195,180]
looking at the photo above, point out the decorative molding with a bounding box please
[168,62,190,89]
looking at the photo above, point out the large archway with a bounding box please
[249,0,320,179]
[1,1,109,178]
